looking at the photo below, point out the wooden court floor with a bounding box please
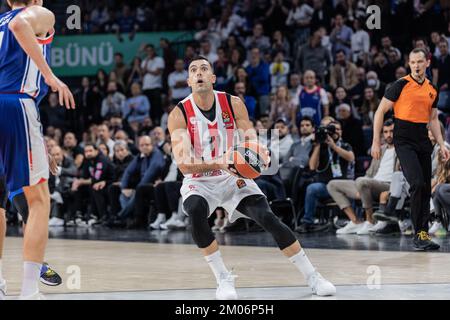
[3,237,450,298]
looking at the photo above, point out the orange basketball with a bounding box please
[229,141,270,179]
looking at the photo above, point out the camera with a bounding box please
[315,124,336,144]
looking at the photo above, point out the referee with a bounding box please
[372,48,450,251]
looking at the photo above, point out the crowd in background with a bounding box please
[3,0,450,235]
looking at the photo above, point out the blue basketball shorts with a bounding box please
[0,93,49,198]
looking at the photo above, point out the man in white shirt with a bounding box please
[141,44,165,124]
[168,59,190,104]
[271,118,294,164]
[350,18,370,64]
[327,119,399,235]
[96,124,115,159]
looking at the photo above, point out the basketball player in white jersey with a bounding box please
[0,0,74,299]
[168,56,335,300]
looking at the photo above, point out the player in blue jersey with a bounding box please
[0,0,74,299]
[0,175,62,301]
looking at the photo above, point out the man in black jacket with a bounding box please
[336,103,365,157]
[119,136,165,228]
[71,143,115,225]
[48,146,78,227]
[108,140,134,221]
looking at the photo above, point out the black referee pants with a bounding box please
[394,119,433,233]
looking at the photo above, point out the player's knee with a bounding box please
[257,210,280,231]
[190,214,215,248]
[184,196,214,248]
[184,195,209,217]
[265,215,297,250]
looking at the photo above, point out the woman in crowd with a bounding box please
[269,85,296,127]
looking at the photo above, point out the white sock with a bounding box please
[204,251,229,284]
[0,259,3,281]
[21,261,41,297]
[289,249,316,280]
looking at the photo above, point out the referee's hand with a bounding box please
[371,141,381,160]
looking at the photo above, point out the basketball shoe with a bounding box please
[307,272,336,296]
[216,271,238,300]
[40,262,62,286]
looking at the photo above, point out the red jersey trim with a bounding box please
[182,99,203,158]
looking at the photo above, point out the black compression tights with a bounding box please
[184,194,297,250]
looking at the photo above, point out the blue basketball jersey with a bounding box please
[0,8,54,105]
[296,87,323,127]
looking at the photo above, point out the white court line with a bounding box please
[6,283,450,300]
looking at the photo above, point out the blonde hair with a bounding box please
[275,85,291,103]
[437,155,450,184]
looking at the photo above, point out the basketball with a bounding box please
[229,141,270,179]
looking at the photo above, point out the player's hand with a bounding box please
[48,154,58,175]
[440,144,450,162]
[371,140,381,160]
[45,75,76,110]
[218,153,241,178]
[225,164,242,178]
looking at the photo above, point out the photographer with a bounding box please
[298,117,355,232]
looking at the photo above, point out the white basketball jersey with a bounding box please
[179,90,240,166]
